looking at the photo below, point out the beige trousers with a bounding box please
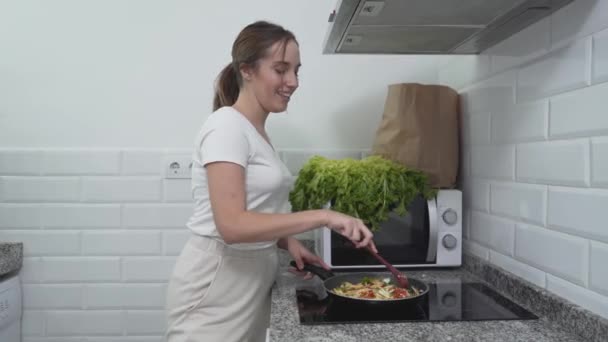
[165,234,279,342]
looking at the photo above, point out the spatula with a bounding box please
[366,245,410,288]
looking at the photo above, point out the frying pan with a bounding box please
[290,261,429,307]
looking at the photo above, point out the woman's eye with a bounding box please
[275,68,286,74]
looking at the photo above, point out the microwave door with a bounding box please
[426,198,439,262]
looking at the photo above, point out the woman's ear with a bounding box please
[239,63,253,81]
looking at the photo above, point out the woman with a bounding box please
[165,21,377,342]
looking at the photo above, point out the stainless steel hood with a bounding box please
[323,0,576,54]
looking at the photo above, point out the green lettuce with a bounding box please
[289,155,436,232]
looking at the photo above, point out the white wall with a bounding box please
[439,0,608,319]
[0,0,441,149]
[0,1,444,341]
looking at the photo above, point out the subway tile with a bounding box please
[82,177,161,202]
[491,101,547,143]
[23,284,83,309]
[0,230,80,256]
[548,187,608,243]
[46,310,123,336]
[42,150,120,175]
[0,150,41,175]
[551,0,608,47]
[40,204,121,228]
[42,257,121,283]
[84,284,166,309]
[22,310,45,336]
[460,71,515,114]
[592,137,608,187]
[163,179,192,202]
[122,150,163,175]
[125,310,166,335]
[438,55,491,91]
[490,183,546,225]
[590,241,608,296]
[517,40,588,102]
[463,179,489,212]
[122,257,176,282]
[547,274,608,319]
[471,146,515,180]
[462,112,490,146]
[463,239,490,260]
[593,27,608,84]
[550,82,608,138]
[470,211,515,256]
[488,17,551,74]
[489,251,546,288]
[82,231,161,255]
[163,230,191,256]
[516,140,588,186]
[0,204,41,228]
[1,177,80,202]
[123,204,192,228]
[20,258,45,284]
[515,224,588,286]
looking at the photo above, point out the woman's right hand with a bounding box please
[323,210,377,253]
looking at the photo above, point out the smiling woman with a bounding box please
[164,21,378,342]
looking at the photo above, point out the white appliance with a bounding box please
[0,275,22,342]
[315,189,462,269]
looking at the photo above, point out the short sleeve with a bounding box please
[199,120,250,168]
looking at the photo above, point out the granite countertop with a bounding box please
[269,250,603,342]
[0,242,23,277]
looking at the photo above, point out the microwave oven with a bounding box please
[314,189,462,269]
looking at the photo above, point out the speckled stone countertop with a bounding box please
[0,242,23,277]
[269,249,606,342]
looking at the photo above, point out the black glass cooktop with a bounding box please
[296,281,538,325]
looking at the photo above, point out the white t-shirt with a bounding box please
[186,106,294,250]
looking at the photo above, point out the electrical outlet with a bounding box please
[164,154,192,179]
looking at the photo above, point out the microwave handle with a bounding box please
[426,198,438,262]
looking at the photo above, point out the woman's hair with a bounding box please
[213,21,297,111]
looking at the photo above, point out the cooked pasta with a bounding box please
[332,277,420,300]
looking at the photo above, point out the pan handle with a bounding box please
[289,261,335,280]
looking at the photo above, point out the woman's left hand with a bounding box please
[280,237,330,280]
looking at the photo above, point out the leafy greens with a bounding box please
[289,155,436,231]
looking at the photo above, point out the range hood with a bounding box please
[323,0,576,54]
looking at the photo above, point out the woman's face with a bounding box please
[246,39,300,113]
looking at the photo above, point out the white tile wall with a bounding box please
[550,82,608,138]
[547,187,608,243]
[450,0,608,319]
[489,250,546,288]
[46,311,123,336]
[591,137,608,187]
[82,177,161,202]
[593,28,608,83]
[40,204,121,228]
[590,241,608,296]
[0,147,372,340]
[490,183,546,225]
[547,274,608,319]
[516,40,588,102]
[470,211,515,256]
[1,177,81,202]
[23,285,83,309]
[491,102,547,144]
[471,146,515,180]
[42,150,120,175]
[515,224,588,286]
[516,140,589,186]
[0,150,42,175]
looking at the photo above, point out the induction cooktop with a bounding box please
[296,280,538,325]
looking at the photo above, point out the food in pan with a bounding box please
[332,277,420,300]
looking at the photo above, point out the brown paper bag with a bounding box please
[371,83,460,188]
